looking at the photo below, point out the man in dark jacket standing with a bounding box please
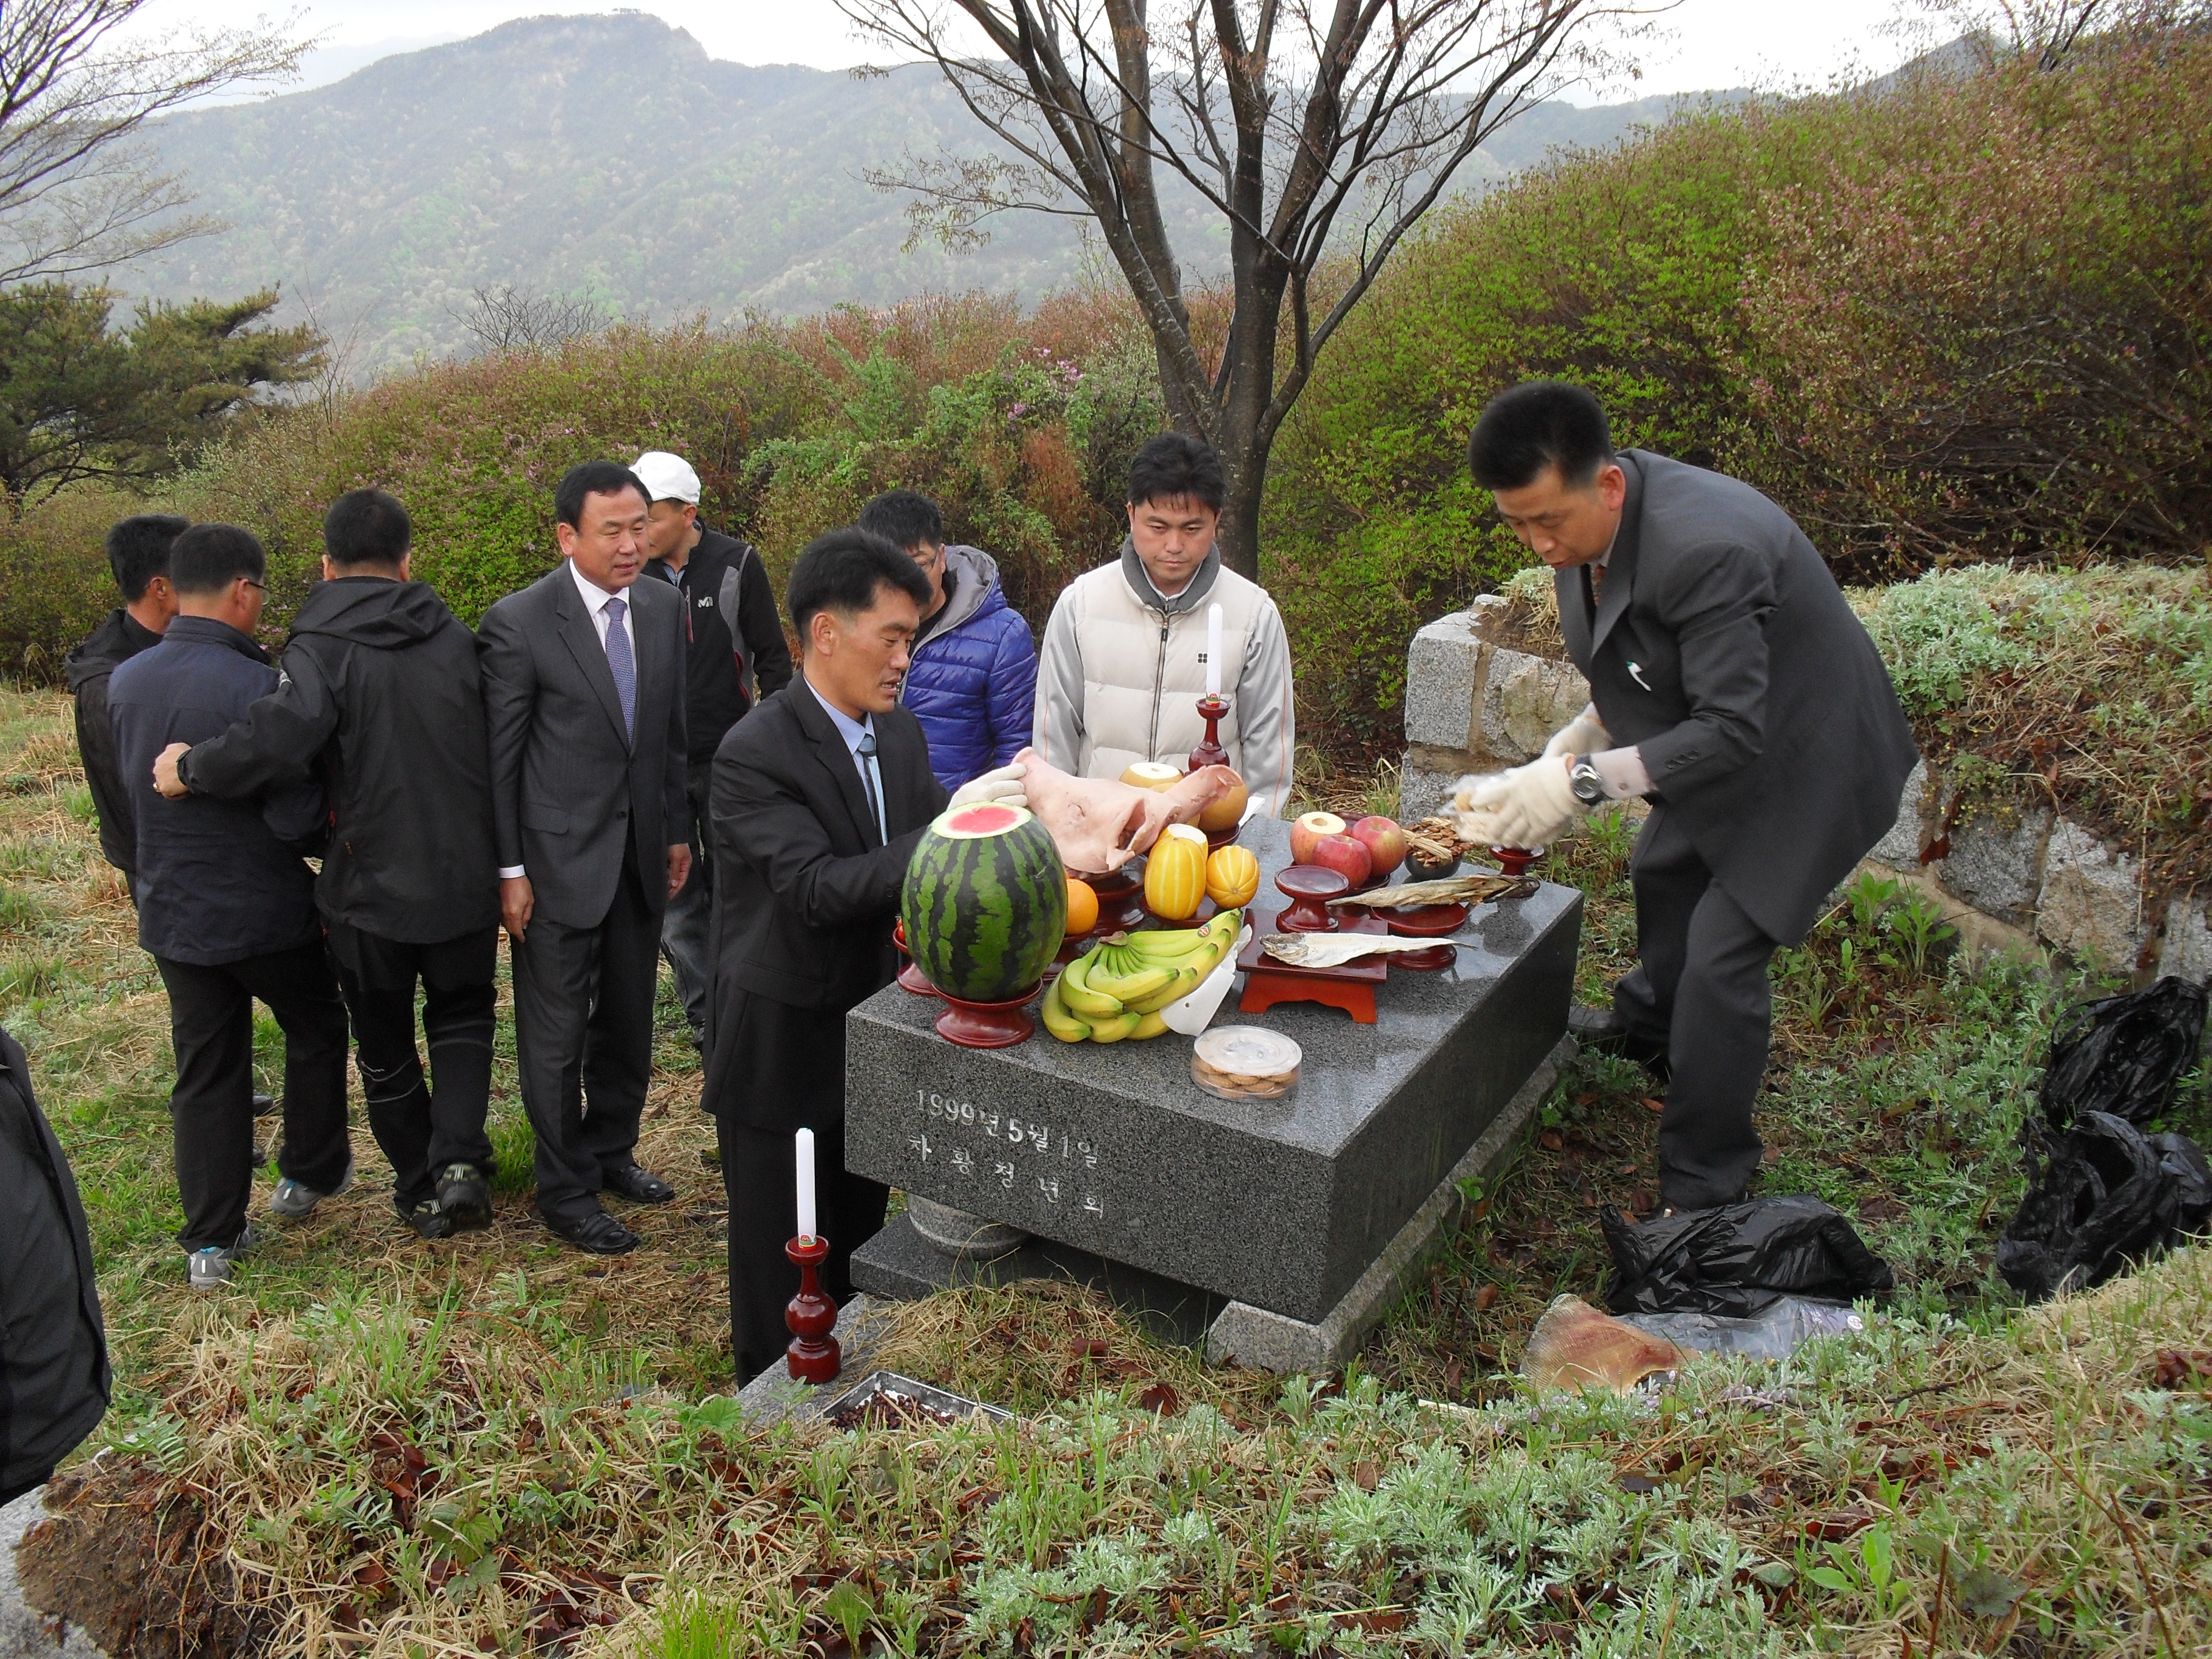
[0,1026,109,1504]
[705,529,959,1380]
[152,491,502,1241]
[64,514,184,892]
[635,450,793,1046]
[108,524,353,1288]
[479,461,690,1257]
[859,489,1038,794]
[1458,384,1918,1212]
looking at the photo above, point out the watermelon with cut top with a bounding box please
[900,802,1068,1004]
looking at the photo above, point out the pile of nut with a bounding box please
[1406,815,1475,867]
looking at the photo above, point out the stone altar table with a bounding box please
[845,815,1581,1370]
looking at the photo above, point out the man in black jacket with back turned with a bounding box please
[64,514,183,892]
[635,450,793,1046]
[155,491,503,1241]
[109,524,353,1289]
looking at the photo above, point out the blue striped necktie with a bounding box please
[603,595,636,739]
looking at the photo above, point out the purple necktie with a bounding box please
[603,596,635,739]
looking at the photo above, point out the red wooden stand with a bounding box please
[891,920,938,997]
[1235,894,1389,1024]
[1084,862,1149,934]
[1490,845,1541,877]
[785,1235,840,1383]
[934,981,1041,1048]
[1379,901,1469,972]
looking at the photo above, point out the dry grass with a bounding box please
[10,682,2212,1657]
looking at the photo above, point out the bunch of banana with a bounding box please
[1040,910,1244,1043]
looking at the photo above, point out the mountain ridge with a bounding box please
[116,13,1743,374]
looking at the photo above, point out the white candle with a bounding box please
[795,1127,817,1242]
[1205,603,1223,696]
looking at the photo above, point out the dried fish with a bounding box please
[1262,933,1452,968]
[1330,874,1536,910]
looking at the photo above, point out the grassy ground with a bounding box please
[5,685,2211,1657]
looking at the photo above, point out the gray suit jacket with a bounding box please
[478,564,689,930]
[1557,450,1918,944]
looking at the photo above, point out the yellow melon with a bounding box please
[1205,843,1261,909]
[1143,824,1209,920]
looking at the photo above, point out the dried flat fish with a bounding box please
[1262,933,1452,969]
[1330,874,1536,911]
[1521,1295,1683,1393]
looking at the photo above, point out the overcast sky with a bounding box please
[157,1,1931,104]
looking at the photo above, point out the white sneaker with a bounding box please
[186,1225,256,1289]
[269,1155,354,1219]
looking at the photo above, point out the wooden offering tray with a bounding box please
[891,919,937,997]
[1236,899,1388,1024]
[1084,861,1149,934]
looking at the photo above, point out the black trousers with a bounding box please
[327,922,498,1212]
[710,993,888,1382]
[155,940,352,1251]
[659,762,714,1041]
[1612,806,1780,1210]
[510,851,660,1221]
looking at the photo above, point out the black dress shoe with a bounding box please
[436,1162,492,1232]
[541,1206,639,1255]
[602,1162,675,1205]
[253,1091,278,1118]
[1568,1005,1671,1081]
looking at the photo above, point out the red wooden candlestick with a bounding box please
[784,1235,840,1383]
[1188,693,1230,773]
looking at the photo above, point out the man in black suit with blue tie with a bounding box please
[478,461,691,1255]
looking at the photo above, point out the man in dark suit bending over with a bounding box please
[479,461,691,1256]
[706,530,1026,1378]
[1456,383,1917,1213]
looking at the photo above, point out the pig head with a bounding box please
[1014,749,1243,874]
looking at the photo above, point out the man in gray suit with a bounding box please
[1458,383,1917,1212]
[479,461,691,1255]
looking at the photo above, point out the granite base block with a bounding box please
[736,1293,900,1426]
[851,1215,1228,1346]
[1205,1034,1572,1373]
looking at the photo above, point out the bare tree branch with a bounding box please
[840,0,1657,574]
[448,284,612,355]
[0,1,310,283]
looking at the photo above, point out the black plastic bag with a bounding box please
[1600,1195,1895,1318]
[1995,1111,2212,1302]
[2041,976,2208,1129]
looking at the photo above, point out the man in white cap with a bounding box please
[634,451,794,1046]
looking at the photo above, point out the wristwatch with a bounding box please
[1567,756,1607,808]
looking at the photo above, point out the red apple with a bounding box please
[1350,815,1408,880]
[1309,833,1373,887]
[1289,809,1348,864]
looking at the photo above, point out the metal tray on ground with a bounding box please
[818,1369,1011,1430]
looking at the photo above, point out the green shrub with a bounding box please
[0,483,143,680]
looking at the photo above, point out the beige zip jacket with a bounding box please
[1031,541,1296,816]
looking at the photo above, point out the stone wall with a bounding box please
[1396,604,2211,984]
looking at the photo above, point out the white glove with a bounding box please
[1542,708,1610,760]
[949,762,1028,811]
[1451,757,1588,850]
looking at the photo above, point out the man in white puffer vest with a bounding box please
[1031,433,1296,815]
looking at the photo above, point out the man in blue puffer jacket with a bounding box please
[859,490,1039,793]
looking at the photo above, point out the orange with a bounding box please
[1064,876,1099,938]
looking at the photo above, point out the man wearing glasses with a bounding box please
[108,523,354,1290]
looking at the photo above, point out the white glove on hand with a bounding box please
[1450,757,1588,850]
[1541,709,1610,760]
[949,761,1028,811]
